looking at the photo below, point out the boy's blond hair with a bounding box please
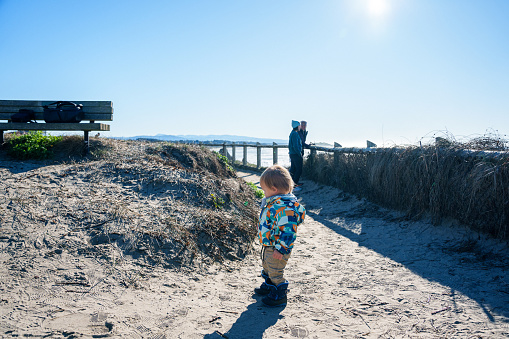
[260,165,294,194]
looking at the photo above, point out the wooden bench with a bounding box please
[0,100,113,153]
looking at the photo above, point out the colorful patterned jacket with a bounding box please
[258,194,306,254]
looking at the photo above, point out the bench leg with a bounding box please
[84,131,89,155]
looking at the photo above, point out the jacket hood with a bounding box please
[261,193,298,208]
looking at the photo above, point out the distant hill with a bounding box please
[116,134,288,145]
[115,134,183,142]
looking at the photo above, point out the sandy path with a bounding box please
[1,167,509,338]
[204,171,509,338]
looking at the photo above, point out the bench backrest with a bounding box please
[0,100,113,121]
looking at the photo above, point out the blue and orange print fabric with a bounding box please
[258,194,306,254]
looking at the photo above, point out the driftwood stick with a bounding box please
[215,330,229,338]
[218,310,239,314]
[75,218,115,231]
[209,316,221,323]
[357,313,371,329]
[431,307,450,315]
[430,319,439,332]
[54,282,91,287]
[342,308,371,329]
[65,290,90,293]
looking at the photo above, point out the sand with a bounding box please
[1,162,509,338]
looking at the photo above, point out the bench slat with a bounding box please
[0,100,112,107]
[0,113,113,121]
[0,123,110,131]
[0,100,113,121]
[0,107,113,114]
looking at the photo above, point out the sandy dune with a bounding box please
[1,164,508,338]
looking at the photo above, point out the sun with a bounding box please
[367,0,390,18]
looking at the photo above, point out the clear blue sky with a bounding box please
[1,0,508,146]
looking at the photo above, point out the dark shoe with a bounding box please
[254,281,271,295]
[255,270,272,295]
[263,294,287,306]
[262,281,289,307]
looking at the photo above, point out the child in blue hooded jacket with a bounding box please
[255,165,306,306]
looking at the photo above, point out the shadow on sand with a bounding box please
[0,159,51,174]
[204,295,285,339]
[298,183,509,322]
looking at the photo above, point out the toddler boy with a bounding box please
[255,165,306,306]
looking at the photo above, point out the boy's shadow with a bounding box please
[204,295,286,339]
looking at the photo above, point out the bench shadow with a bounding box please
[298,184,509,322]
[204,295,285,339]
[0,159,51,174]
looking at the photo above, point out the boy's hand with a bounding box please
[272,249,283,260]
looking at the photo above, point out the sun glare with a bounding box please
[367,0,390,18]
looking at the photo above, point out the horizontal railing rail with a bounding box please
[197,142,287,169]
[171,139,509,170]
[191,141,381,169]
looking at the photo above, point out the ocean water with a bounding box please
[207,146,312,168]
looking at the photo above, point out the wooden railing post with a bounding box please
[232,142,236,163]
[256,142,261,169]
[273,142,278,165]
[243,144,247,166]
[334,149,340,167]
[334,141,340,167]
[308,146,317,168]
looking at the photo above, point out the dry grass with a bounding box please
[304,137,509,239]
[0,138,259,268]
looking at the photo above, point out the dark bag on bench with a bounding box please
[43,101,84,123]
[11,109,36,123]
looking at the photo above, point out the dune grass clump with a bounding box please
[304,136,509,239]
[52,135,116,160]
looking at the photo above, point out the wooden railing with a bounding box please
[194,140,380,169]
[197,142,289,169]
[191,139,508,170]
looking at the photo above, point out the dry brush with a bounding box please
[304,144,509,239]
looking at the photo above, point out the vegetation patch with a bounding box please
[214,151,234,172]
[210,193,225,209]
[2,132,117,162]
[246,181,265,199]
[304,135,509,239]
[6,131,62,159]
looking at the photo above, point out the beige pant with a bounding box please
[261,246,291,285]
